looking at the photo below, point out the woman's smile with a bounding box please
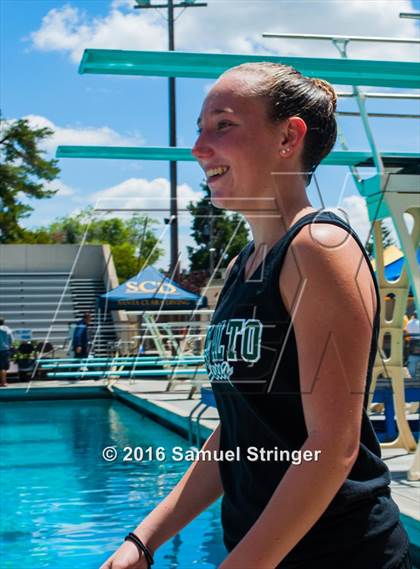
[206,165,230,185]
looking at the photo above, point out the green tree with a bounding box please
[20,228,55,244]
[366,221,395,258]
[0,113,60,242]
[186,184,250,273]
[111,243,141,282]
[27,208,164,282]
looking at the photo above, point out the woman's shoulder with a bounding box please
[279,222,377,319]
[283,219,368,275]
[292,219,354,251]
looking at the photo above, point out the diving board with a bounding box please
[79,49,420,89]
[56,146,420,166]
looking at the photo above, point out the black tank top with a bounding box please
[204,210,409,568]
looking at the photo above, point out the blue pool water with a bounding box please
[0,399,227,568]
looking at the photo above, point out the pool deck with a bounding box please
[2,378,419,559]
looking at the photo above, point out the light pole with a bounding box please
[209,206,215,275]
[134,0,207,281]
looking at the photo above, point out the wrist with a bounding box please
[132,525,159,556]
[125,532,154,566]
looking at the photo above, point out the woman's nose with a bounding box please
[192,134,213,160]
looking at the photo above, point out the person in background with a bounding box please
[163,339,175,357]
[73,313,92,359]
[405,311,420,379]
[0,318,14,387]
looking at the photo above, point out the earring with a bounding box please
[281,148,290,155]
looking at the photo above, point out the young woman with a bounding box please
[100,63,412,569]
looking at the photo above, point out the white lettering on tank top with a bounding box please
[204,318,263,383]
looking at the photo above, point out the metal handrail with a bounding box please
[337,92,420,100]
[261,32,420,44]
[337,111,420,119]
[399,13,420,20]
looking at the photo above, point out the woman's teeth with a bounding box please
[206,166,229,178]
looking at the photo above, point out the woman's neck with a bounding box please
[242,172,314,248]
[247,203,317,252]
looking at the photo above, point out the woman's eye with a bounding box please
[196,121,232,135]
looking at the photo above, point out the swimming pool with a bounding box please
[0,399,226,568]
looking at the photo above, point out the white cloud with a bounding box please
[111,0,133,9]
[30,3,166,64]
[339,194,371,245]
[316,170,388,246]
[49,180,78,197]
[29,0,419,64]
[22,114,144,154]
[17,180,79,209]
[331,176,403,248]
[29,6,86,56]
[91,176,200,213]
[193,0,418,62]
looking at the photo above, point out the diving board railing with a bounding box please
[129,309,213,389]
[188,386,217,446]
[337,92,420,99]
[261,32,420,45]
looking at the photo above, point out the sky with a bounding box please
[1,0,419,271]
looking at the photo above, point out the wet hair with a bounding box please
[222,62,337,185]
[0,318,4,325]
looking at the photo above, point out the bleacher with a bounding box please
[0,272,116,356]
[0,273,73,347]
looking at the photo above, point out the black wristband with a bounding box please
[124,532,154,567]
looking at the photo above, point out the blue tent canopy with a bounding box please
[383,248,420,283]
[98,266,208,311]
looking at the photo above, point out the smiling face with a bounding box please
[192,73,287,213]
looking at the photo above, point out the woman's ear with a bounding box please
[279,117,307,155]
